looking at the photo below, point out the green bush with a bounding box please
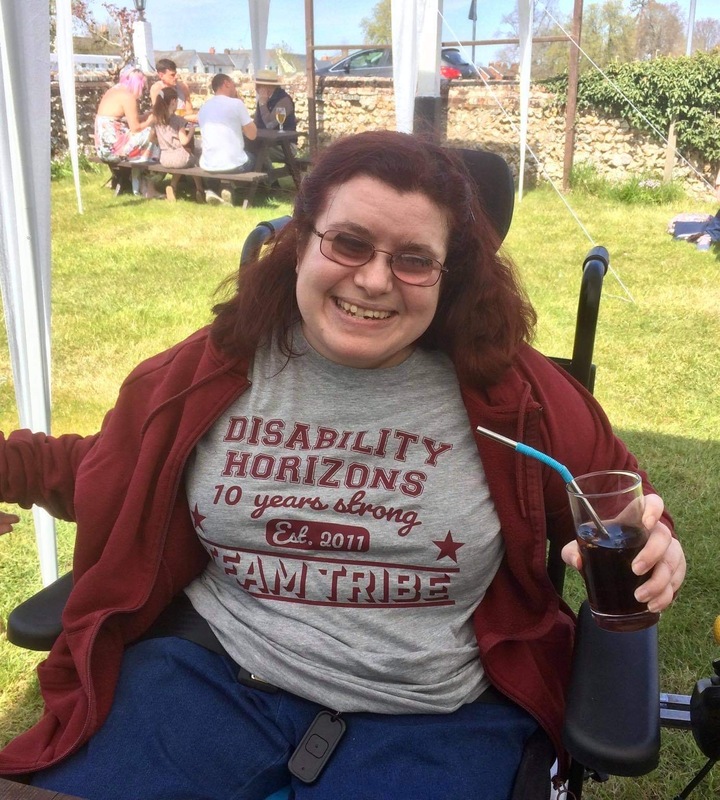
[569,162,611,197]
[608,175,686,205]
[570,163,687,205]
[50,152,101,182]
[545,52,720,164]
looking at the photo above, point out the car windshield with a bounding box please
[349,50,384,68]
[443,50,471,67]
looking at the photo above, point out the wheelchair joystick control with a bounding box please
[690,660,720,761]
[672,644,720,799]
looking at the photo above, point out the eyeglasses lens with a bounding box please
[322,231,439,287]
[326,231,373,265]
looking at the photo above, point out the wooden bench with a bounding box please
[103,160,271,208]
[121,161,270,208]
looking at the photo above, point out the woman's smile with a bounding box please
[333,297,395,321]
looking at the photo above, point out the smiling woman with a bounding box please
[0,131,685,800]
[294,175,446,368]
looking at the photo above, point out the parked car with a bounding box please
[316,47,476,80]
[441,47,476,78]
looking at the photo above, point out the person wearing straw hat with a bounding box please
[252,68,297,162]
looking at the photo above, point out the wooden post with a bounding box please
[663,118,677,184]
[304,0,317,156]
[563,0,584,192]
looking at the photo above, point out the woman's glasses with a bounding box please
[311,228,447,287]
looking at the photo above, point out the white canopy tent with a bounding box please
[0,0,57,584]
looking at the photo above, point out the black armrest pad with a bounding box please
[562,600,660,776]
[6,571,73,651]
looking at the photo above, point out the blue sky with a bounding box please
[86,1,720,58]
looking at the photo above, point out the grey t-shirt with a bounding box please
[184,331,503,714]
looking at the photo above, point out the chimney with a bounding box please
[209,47,216,55]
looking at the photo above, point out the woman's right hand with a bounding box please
[0,510,20,535]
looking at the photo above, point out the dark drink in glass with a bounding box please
[577,522,660,631]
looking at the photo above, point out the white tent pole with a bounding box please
[517,0,533,201]
[686,0,697,56]
[0,0,58,584]
[249,0,270,74]
[392,0,441,135]
[56,0,83,214]
[416,0,441,103]
[391,0,420,133]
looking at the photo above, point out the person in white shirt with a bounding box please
[198,73,258,204]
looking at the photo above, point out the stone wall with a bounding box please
[52,72,715,192]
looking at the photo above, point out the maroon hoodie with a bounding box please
[0,327,671,776]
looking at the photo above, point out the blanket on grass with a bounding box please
[667,210,720,251]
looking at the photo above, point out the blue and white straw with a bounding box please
[475,426,611,538]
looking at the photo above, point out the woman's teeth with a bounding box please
[336,299,392,320]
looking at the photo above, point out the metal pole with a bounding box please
[562,0,583,192]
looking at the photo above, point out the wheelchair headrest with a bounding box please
[455,148,515,244]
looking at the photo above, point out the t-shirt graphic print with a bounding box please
[185,329,504,714]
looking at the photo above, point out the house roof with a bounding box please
[153,48,307,75]
[154,50,200,69]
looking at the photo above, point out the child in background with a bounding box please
[152,87,204,203]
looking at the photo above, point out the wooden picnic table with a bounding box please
[103,129,308,208]
[247,128,306,190]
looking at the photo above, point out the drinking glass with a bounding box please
[567,470,659,632]
[275,108,287,131]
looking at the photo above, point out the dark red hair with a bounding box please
[211,130,536,388]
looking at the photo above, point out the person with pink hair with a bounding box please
[94,66,161,197]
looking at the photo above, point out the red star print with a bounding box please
[191,503,207,533]
[433,531,465,563]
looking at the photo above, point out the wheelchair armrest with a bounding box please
[562,600,660,777]
[6,571,72,651]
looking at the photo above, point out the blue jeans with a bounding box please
[32,637,538,800]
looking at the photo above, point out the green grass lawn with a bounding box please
[1,167,719,798]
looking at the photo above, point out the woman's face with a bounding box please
[295,175,449,369]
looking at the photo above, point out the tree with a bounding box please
[634,0,685,59]
[49,0,94,42]
[580,0,636,69]
[494,0,570,80]
[360,0,391,45]
[692,19,720,54]
[71,2,139,79]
